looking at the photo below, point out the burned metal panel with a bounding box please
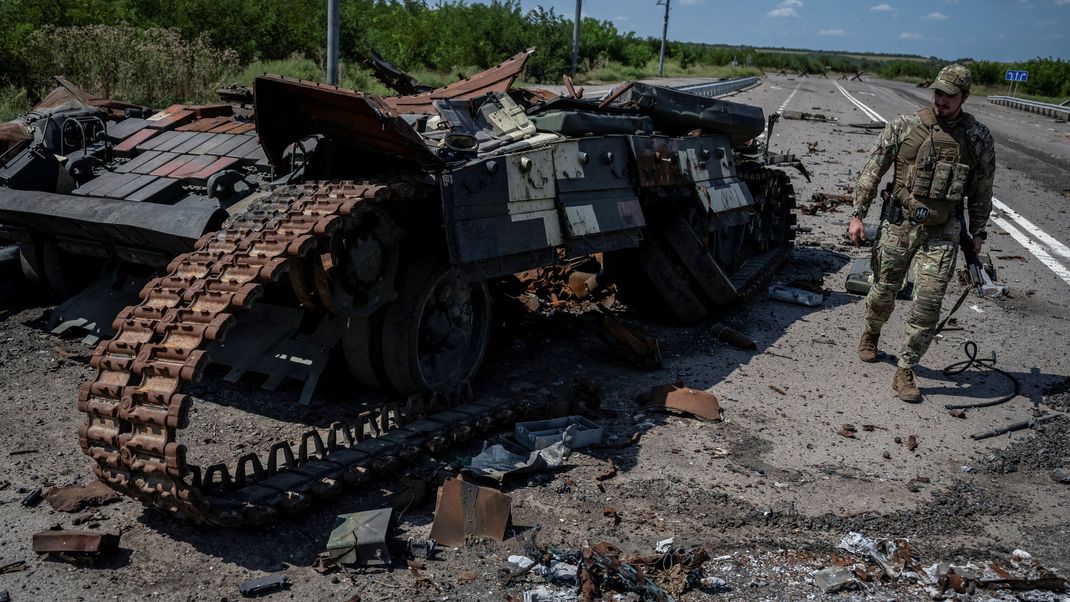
[0,188,224,257]
[669,134,754,215]
[32,530,119,554]
[442,146,563,266]
[429,477,511,546]
[644,384,722,421]
[384,49,534,115]
[615,81,766,145]
[628,135,692,188]
[553,137,644,253]
[325,508,393,566]
[253,75,440,170]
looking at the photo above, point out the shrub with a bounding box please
[27,25,239,107]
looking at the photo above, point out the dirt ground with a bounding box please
[0,75,1068,601]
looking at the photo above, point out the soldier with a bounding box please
[848,64,995,402]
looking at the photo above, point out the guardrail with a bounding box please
[988,96,1070,119]
[676,76,761,98]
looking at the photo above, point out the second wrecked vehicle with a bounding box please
[0,50,796,524]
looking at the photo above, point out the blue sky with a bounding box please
[503,0,1069,62]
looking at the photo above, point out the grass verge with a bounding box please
[0,85,30,122]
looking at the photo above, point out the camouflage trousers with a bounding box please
[863,217,960,369]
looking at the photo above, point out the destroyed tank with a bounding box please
[0,50,796,525]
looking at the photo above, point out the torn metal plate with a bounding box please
[646,384,722,421]
[429,477,511,547]
[325,507,393,567]
[31,530,119,555]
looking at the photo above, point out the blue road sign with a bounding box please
[1005,70,1029,82]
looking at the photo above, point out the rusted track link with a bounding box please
[76,181,538,526]
[76,170,795,527]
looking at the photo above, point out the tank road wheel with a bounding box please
[17,239,94,297]
[341,311,387,390]
[375,258,492,395]
[308,207,402,317]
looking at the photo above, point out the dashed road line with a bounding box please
[835,82,1070,288]
[777,81,801,115]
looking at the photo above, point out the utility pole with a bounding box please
[327,0,340,85]
[572,0,581,76]
[657,0,671,77]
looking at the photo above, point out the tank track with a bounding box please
[76,169,797,527]
[733,166,798,302]
[76,181,541,526]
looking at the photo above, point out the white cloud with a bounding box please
[767,7,800,17]
[943,0,959,3]
[899,31,923,39]
[870,3,895,11]
[780,0,804,6]
[679,0,707,5]
[1055,0,1070,5]
[922,11,949,20]
[818,28,847,36]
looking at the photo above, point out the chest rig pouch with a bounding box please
[897,108,971,226]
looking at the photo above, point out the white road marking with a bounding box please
[991,197,1070,262]
[777,81,801,115]
[840,84,1070,288]
[991,215,1070,286]
[833,81,887,123]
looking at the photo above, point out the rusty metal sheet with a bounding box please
[629,136,691,188]
[226,137,260,160]
[113,128,158,155]
[384,49,534,115]
[188,156,239,185]
[31,530,119,554]
[176,116,230,132]
[169,131,217,154]
[150,154,196,177]
[593,312,661,369]
[429,477,510,546]
[646,384,722,421]
[130,152,179,176]
[138,130,186,152]
[208,121,248,134]
[146,105,196,130]
[105,174,158,200]
[254,75,439,169]
[205,134,248,157]
[168,155,216,180]
[115,149,160,174]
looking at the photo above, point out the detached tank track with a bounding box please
[76,181,541,526]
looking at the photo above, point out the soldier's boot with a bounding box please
[892,367,921,403]
[858,331,879,363]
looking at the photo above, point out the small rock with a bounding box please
[812,566,857,593]
[1052,468,1070,484]
[882,450,891,460]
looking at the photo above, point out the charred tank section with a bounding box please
[0,53,797,525]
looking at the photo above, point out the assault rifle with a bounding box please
[958,225,1007,298]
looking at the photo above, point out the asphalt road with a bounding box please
[0,74,1067,601]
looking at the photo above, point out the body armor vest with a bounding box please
[893,107,974,226]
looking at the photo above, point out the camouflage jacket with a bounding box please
[852,110,995,237]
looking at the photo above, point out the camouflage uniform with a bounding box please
[852,64,996,369]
